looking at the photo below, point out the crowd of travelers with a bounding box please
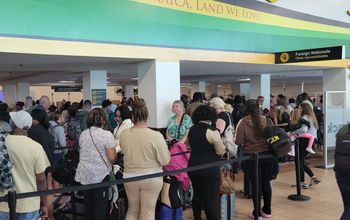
[0,90,348,220]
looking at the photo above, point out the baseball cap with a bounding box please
[9,110,33,130]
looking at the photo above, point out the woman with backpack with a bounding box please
[235,99,274,219]
[49,112,67,191]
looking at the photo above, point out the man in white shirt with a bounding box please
[0,111,50,220]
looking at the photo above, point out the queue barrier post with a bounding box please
[8,190,17,220]
[288,138,310,201]
[253,153,259,220]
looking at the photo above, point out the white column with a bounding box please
[240,83,250,99]
[82,70,107,107]
[16,82,30,102]
[249,74,270,109]
[198,81,206,93]
[3,84,16,107]
[124,85,134,99]
[138,60,180,128]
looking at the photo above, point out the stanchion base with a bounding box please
[288,194,310,201]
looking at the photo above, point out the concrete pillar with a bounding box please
[16,82,30,102]
[250,74,270,109]
[137,60,180,128]
[124,85,134,99]
[3,84,16,107]
[240,83,250,100]
[83,70,107,107]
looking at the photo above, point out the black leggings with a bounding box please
[242,154,274,216]
[189,174,220,220]
[298,137,315,182]
[82,176,109,220]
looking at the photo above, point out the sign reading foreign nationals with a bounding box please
[275,46,345,64]
[91,89,106,106]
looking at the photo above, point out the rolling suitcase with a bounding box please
[156,202,183,220]
[220,193,235,220]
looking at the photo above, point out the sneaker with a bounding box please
[248,213,263,220]
[301,183,309,189]
[306,147,316,154]
[310,177,321,186]
[261,210,272,218]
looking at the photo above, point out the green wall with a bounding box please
[1,0,350,57]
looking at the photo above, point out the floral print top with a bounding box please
[166,114,193,141]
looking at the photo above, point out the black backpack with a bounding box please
[264,126,292,157]
[66,118,82,149]
[334,124,350,172]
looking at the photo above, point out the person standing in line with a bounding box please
[335,124,350,220]
[166,100,192,144]
[209,97,231,135]
[0,111,50,219]
[188,105,225,220]
[235,99,274,220]
[113,104,133,153]
[119,98,170,220]
[186,92,203,117]
[292,103,321,189]
[75,108,117,220]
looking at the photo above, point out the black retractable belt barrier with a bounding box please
[8,190,16,220]
[253,153,259,220]
[0,154,278,220]
[288,138,310,201]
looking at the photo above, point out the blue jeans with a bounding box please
[0,210,39,220]
[336,171,350,220]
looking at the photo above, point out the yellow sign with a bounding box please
[131,0,350,35]
[280,53,289,63]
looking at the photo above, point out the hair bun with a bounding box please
[133,98,146,108]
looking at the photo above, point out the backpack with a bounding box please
[66,118,82,149]
[264,126,292,157]
[222,112,238,156]
[49,124,61,149]
[0,130,13,191]
[232,108,244,127]
[334,124,350,172]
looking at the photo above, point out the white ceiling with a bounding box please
[0,52,332,86]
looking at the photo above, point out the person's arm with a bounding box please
[234,120,244,146]
[155,133,171,166]
[179,131,189,144]
[207,129,225,156]
[36,172,48,218]
[293,116,310,135]
[216,118,226,135]
[105,132,117,163]
[179,115,192,143]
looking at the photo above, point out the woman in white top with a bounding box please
[75,108,117,220]
[113,104,133,153]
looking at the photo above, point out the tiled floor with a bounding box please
[183,156,344,220]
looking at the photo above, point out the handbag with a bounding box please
[160,169,182,209]
[89,129,119,213]
[218,170,235,195]
[218,153,235,195]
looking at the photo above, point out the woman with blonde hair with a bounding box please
[166,100,192,145]
[120,98,170,220]
[209,97,232,135]
[292,103,321,188]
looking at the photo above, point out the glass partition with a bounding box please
[324,91,350,168]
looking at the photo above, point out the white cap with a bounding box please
[9,111,32,130]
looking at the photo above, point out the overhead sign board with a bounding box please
[91,89,106,106]
[54,86,82,92]
[275,46,345,64]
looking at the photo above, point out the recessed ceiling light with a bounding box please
[131,77,138,80]
[58,80,75,83]
[237,78,250,81]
